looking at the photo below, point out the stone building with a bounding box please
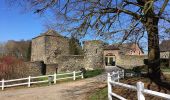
[83,40,104,70]
[31,30,146,72]
[160,40,170,67]
[31,30,105,71]
[103,44,146,69]
[160,40,170,59]
[31,30,69,64]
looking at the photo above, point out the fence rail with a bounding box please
[0,71,83,90]
[108,70,170,100]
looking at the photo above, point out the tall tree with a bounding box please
[7,0,170,88]
[69,36,82,55]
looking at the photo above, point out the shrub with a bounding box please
[0,56,26,80]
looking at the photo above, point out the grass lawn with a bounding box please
[88,87,108,100]
[84,69,104,78]
[161,67,170,72]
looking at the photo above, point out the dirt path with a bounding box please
[0,74,107,100]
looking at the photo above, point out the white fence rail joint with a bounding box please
[107,70,170,100]
[0,71,83,90]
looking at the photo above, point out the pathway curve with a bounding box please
[0,74,107,100]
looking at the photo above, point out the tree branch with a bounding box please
[101,8,141,20]
[158,0,169,16]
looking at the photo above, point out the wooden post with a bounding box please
[108,73,112,100]
[117,71,120,82]
[73,71,76,80]
[54,73,57,84]
[122,70,125,78]
[28,76,31,87]
[2,79,4,90]
[137,81,145,100]
[81,72,84,79]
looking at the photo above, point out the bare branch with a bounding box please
[158,0,169,16]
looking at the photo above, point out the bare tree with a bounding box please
[6,0,170,89]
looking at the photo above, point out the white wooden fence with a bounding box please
[108,70,170,100]
[0,71,83,90]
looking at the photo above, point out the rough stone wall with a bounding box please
[31,36,46,62]
[23,62,43,76]
[57,55,84,72]
[116,55,147,69]
[160,51,170,59]
[83,40,104,70]
[45,36,69,64]
[46,64,58,74]
[31,35,69,64]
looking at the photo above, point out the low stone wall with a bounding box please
[46,64,58,74]
[57,55,84,72]
[23,62,43,77]
[116,55,147,69]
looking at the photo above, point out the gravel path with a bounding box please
[0,74,107,100]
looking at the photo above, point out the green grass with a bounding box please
[88,87,108,100]
[84,69,104,78]
[161,67,170,72]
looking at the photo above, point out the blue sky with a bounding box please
[0,0,45,42]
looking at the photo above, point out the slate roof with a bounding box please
[160,40,170,52]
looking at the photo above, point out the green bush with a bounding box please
[84,69,104,78]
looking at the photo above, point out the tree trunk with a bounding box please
[145,17,161,81]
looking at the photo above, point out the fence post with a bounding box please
[28,76,31,87]
[73,71,76,80]
[81,72,84,79]
[54,73,57,84]
[117,72,120,82]
[122,70,124,78]
[108,73,112,100]
[137,81,145,100]
[2,79,4,90]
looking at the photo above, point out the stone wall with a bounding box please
[57,55,84,72]
[31,31,69,64]
[116,55,147,69]
[31,36,46,62]
[46,64,58,74]
[160,51,170,59]
[83,40,104,70]
[45,36,69,64]
[23,62,43,76]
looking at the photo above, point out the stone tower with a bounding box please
[83,40,104,70]
[31,30,69,64]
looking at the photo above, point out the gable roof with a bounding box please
[32,30,63,39]
[160,40,170,52]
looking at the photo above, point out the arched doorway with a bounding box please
[105,53,116,66]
